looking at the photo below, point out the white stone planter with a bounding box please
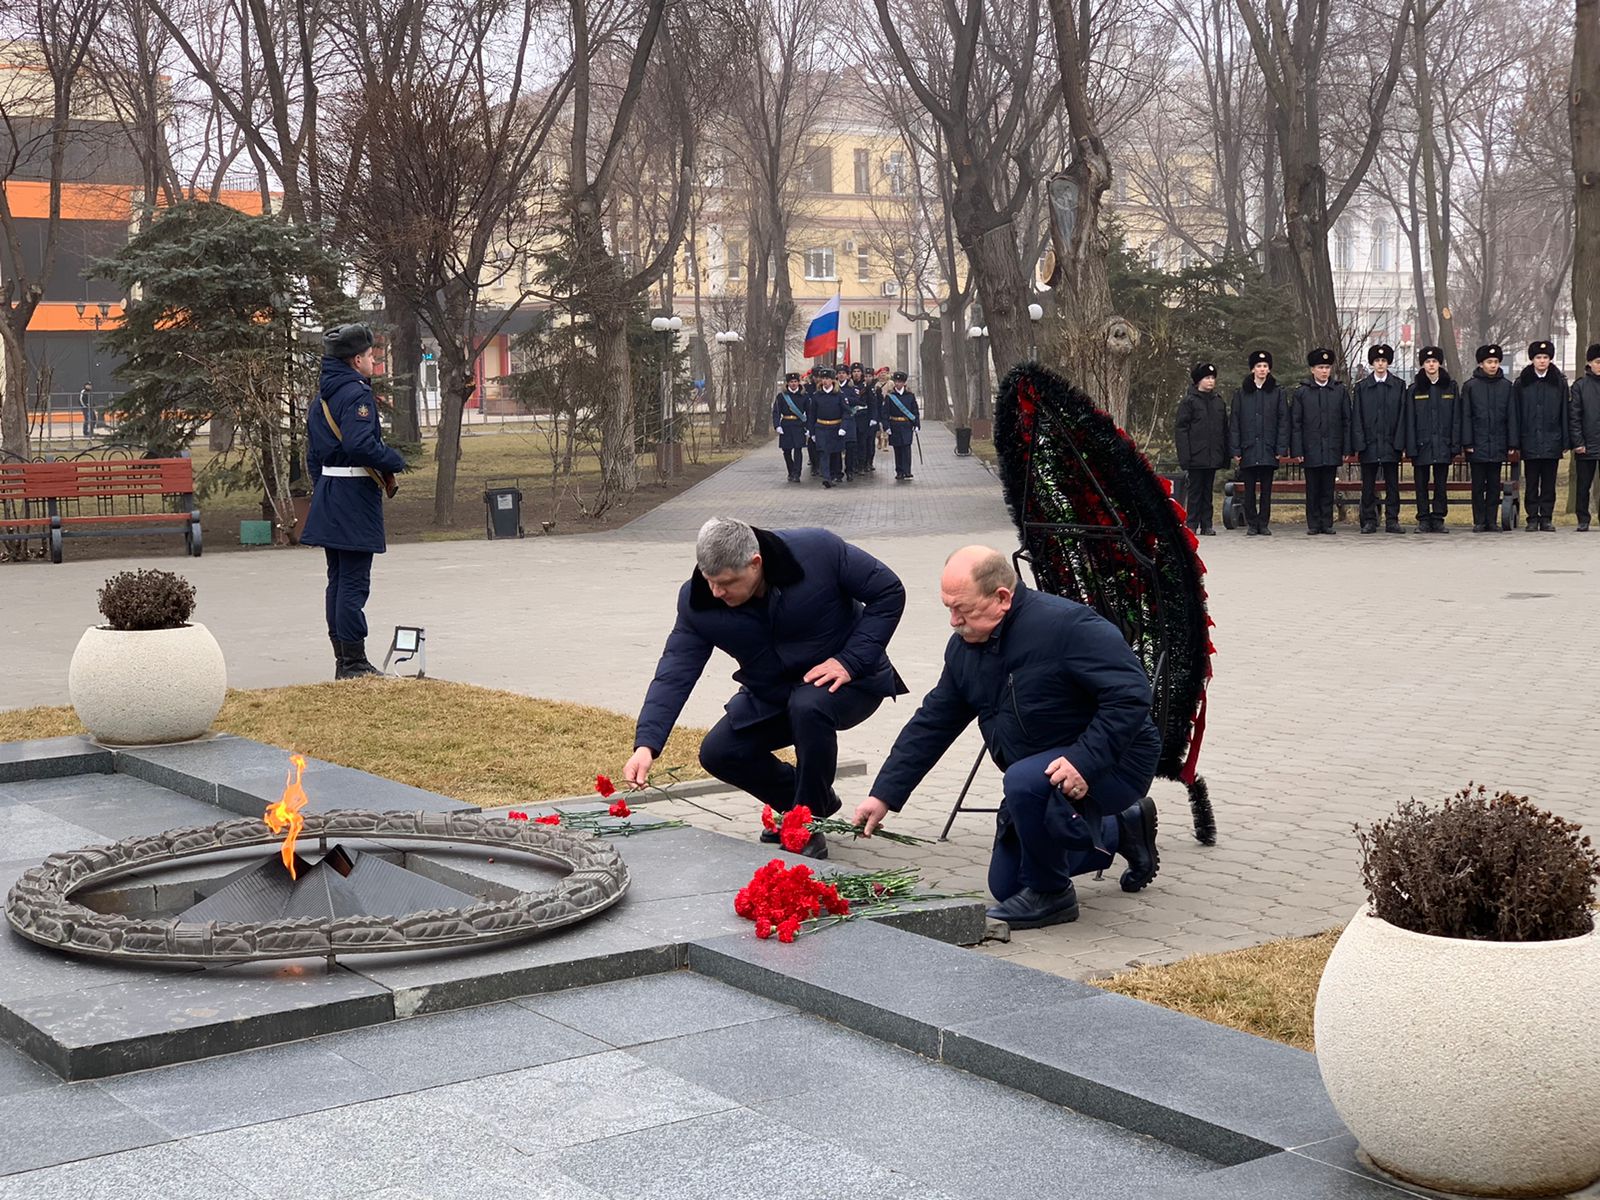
[68,623,227,746]
[1315,903,1600,1197]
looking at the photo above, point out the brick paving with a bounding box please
[5,426,1598,981]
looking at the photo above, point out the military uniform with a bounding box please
[298,324,407,678]
[1352,344,1406,533]
[1570,344,1600,531]
[806,369,850,487]
[1402,347,1459,532]
[1459,343,1517,531]
[1229,350,1288,534]
[837,373,860,481]
[883,372,920,479]
[772,373,808,482]
[849,368,880,473]
[1512,340,1568,532]
[1174,362,1229,535]
[1291,350,1352,536]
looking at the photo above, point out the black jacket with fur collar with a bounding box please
[1513,363,1570,458]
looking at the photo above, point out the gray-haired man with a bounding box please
[624,518,907,857]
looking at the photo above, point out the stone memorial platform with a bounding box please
[0,734,1546,1199]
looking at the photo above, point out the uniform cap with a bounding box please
[1191,362,1217,383]
[816,366,836,379]
[1586,343,1600,362]
[891,371,908,382]
[1306,347,1335,367]
[1476,343,1502,363]
[1367,344,1394,364]
[1419,345,1444,364]
[1528,339,1555,358]
[785,371,801,382]
[324,323,374,360]
[1248,350,1272,368]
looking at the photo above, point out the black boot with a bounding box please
[335,640,382,679]
[329,634,342,680]
[1116,797,1161,892]
[985,883,1080,929]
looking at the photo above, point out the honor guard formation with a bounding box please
[1174,340,1600,536]
[773,363,921,486]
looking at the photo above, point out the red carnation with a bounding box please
[507,811,529,821]
[779,806,813,853]
[535,814,561,826]
[777,916,801,943]
[755,916,773,939]
[595,774,617,798]
[608,798,632,818]
[761,805,778,833]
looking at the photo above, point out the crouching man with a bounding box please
[853,547,1161,929]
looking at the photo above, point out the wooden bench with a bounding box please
[1221,463,1521,530]
[0,462,56,561]
[2,458,202,563]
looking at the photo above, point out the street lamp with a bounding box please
[714,330,742,445]
[967,324,990,422]
[650,315,684,474]
[75,300,112,441]
[1027,303,1044,362]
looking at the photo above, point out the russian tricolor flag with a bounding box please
[803,294,841,359]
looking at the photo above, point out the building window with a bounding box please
[805,146,833,192]
[1147,242,1162,269]
[854,148,871,194]
[860,333,875,366]
[1114,173,1128,202]
[804,247,836,280]
[1334,222,1355,271]
[1369,218,1391,271]
[727,240,743,282]
[896,333,911,374]
[887,151,907,195]
[857,249,870,281]
[1179,244,1193,270]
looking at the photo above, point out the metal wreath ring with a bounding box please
[4,808,630,964]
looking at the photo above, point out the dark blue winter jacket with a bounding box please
[299,357,406,554]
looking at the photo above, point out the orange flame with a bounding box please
[264,754,309,879]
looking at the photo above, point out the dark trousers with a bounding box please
[1359,461,1400,527]
[857,427,876,471]
[823,450,845,482]
[80,404,94,436]
[697,684,884,812]
[1305,465,1337,531]
[892,442,912,477]
[988,748,1147,898]
[1577,458,1598,524]
[324,548,374,642]
[781,447,803,480]
[1239,465,1275,529]
[1523,458,1558,523]
[1469,460,1503,528]
[1414,462,1449,523]
[807,442,818,474]
[1184,468,1216,530]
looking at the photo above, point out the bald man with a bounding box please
[854,547,1162,929]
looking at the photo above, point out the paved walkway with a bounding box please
[5,424,1599,980]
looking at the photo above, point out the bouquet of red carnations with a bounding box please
[733,858,852,942]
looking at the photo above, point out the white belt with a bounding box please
[321,466,369,477]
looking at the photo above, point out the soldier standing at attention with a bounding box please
[1353,344,1407,534]
[1570,343,1600,532]
[1460,344,1517,533]
[1512,339,1568,532]
[1229,350,1289,536]
[299,323,407,679]
[806,367,849,488]
[884,370,920,480]
[837,362,860,482]
[1174,362,1228,536]
[772,371,808,483]
[1403,346,1459,533]
[850,362,880,474]
[1291,347,1353,536]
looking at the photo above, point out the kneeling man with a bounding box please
[854,547,1160,928]
[627,517,907,857]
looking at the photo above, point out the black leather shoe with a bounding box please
[1116,797,1160,893]
[1578,522,1591,533]
[1385,523,1405,534]
[985,884,1080,929]
[1259,526,1272,536]
[1200,526,1216,536]
[1321,527,1338,535]
[1246,527,1260,536]
[335,641,382,679]
[793,831,828,860]
[1359,524,1376,535]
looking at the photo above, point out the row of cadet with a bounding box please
[772,364,921,487]
[1172,340,1600,536]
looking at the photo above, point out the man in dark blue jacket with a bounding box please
[854,547,1161,929]
[806,368,850,488]
[1460,343,1518,532]
[1353,344,1407,534]
[625,518,908,857]
[299,323,407,679]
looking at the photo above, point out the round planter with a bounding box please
[1315,904,1600,1197]
[68,623,227,746]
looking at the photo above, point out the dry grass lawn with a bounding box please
[0,679,709,808]
[1092,928,1341,1050]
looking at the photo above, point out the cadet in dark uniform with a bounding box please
[854,547,1161,929]
[883,371,920,479]
[806,367,849,488]
[1403,346,1459,533]
[1291,347,1352,535]
[837,364,860,481]
[626,517,907,858]
[1174,362,1229,535]
[1570,343,1600,532]
[803,371,820,477]
[1513,339,1568,532]
[849,363,880,474]
[772,371,808,483]
[299,323,407,679]
[1353,344,1407,534]
[1460,343,1517,532]
[1229,350,1289,535]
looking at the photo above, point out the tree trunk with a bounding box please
[1279,139,1342,356]
[949,181,1029,390]
[1572,0,1600,345]
[942,305,970,428]
[1416,16,1458,363]
[0,321,27,456]
[387,290,423,444]
[920,320,947,422]
[592,303,637,511]
[1404,166,1432,348]
[431,346,472,526]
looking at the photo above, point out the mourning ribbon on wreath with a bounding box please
[994,362,1217,845]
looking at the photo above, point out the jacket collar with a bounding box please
[1517,362,1567,387]
[687,526,804,610]
[970,580,1031,654]
[1413,367,1454,388]
[1241,373,1277,392]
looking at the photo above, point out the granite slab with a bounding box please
[518,970,790,1047]
[0,1080,168,1176]
[0,1142,246,1200]
[1145,1151,1441,1199]
[0,736,112,784]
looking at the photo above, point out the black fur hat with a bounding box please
[323,323,374,360]
[785,371,801,383]
[1419,345,1445,364]
[1248,350,1272,368]
[1306,347,1335,367]
[1475,343,1503,363]
[1367,344,1395,364]
[1586,343,1600,362]
[891,371,908,382]
[1527,339,1555,358]
[1191,362,1217,383]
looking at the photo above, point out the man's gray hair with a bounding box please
[696,517,759,576]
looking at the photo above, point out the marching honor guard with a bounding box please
[299,322,407,680]
[806,367,850,488]
[1460,344,1517,532]
[1571,343,1600,532]
[772,371,808,483]
[884,371,920,479]
[1229,350,1289,535]
[1513,339,1568,532]
[1353,344,1407,534]
[1174,362,1229,535]
[1403,346,1459,532]
[850,362,880,474]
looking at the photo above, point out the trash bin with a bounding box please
[954,427,973,456]
[482,481,524,540]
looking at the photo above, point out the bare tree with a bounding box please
[1576,0,1600,343]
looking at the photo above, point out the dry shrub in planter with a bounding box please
[97,569,197,631]
[1357,784,1599,942]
